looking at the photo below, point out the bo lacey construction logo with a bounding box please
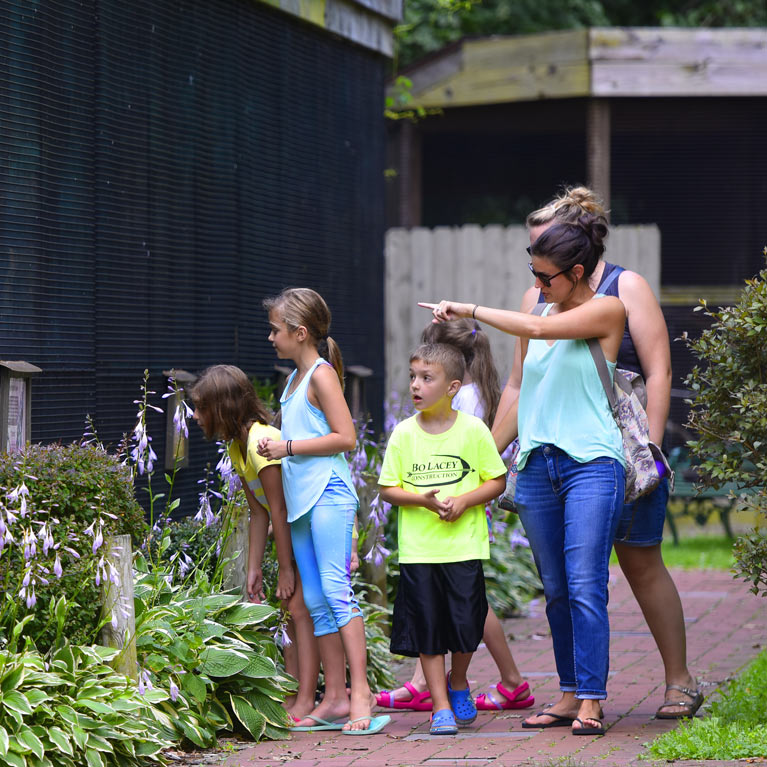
[404,454,476,488]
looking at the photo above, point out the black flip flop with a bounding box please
[572,716,605,736]
[521,710,575,729]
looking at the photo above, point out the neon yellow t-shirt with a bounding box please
[378,411,506,564]
[227,422,281,511]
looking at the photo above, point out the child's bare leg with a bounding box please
[447,650,473,691]
[421,654,449,713]
[483,608,526,696]
[292,631,350,727]
[282,618,299,708]
[283,579,320,720]
[340,613,374,731]
[378,658,429,702]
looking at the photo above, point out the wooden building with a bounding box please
[386,27,767,431]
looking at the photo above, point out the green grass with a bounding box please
[610,535,736,570]
[647,649,767,760]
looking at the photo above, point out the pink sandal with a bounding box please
[475,681,535,711]
[375,682,433,711]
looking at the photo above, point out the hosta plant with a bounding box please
[0,632,171,767]
[132,562,296,747]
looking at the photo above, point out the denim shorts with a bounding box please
[613,478,670,546]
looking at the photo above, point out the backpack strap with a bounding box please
[597,265,624,295]
[587,338,635,414]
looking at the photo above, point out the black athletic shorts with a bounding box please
[390,560,487,658]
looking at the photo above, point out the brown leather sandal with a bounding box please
[655,684,704,719]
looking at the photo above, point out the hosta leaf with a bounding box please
[71,726,87,750]
[3,691,33,715]
[3,751,25,767]
[15,730,43,760]
[178,717,211,748]
[0,724,8,756]
[84,734,114,753]
[263,720,291,741]
[206,696,232,729]
[23,690,49,708]
[84,748,104,767]
[180,673,207,704]
[54,705,79,726]
[51,646,75,673]
[221,603,276,626]
[242,691,291,728]
[239,654,276,679]
[198,594,241,612]
[47,727,73,757]
[229,694,266,741]
[75,699,115,716]
[1,665,24,694]
[198,621,227,639]
[198,647,249,677]
[141,689,170,704]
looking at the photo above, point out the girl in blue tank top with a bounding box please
[258,288,388,736]
[421,214,627,737]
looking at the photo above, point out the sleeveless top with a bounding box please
[279,358,358,523]
[537,262,642,375]
[517,301,625,470]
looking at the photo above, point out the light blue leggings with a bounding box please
[290,502,360,637]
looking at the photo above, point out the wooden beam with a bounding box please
[397,120,422,227]
[587,98,611,212]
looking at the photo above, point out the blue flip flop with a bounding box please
[430,708,458,735]
[447,673,477,726]
[291,714,345,732]
[340,714,391,736]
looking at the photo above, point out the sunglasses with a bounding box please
[527,260,571,288]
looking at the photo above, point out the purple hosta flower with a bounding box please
[95,556,105,587]
[130,419,157,476]
[22,527,37,560]
[368,494,392,529]
[53,554,63,579]
[364,538,391,567]
[509,528,530,551]
[62,546,80,560]
[493,519,508,538]
[169,678,180,702]
[195,493,216,528]
[38,523,55,555]
[22,569,31,588]
[137,674,146,696]
[173,401,193,438]
[279,622,292,647]
[7,482,30,517]
[178,552,194,579]
[26,587,37,610]
[215,449,240,499]
[92,525,104,555]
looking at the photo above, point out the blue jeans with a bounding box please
[290,502,360,637]
[516,445,625,699]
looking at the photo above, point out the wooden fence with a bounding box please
[384,224,660,399]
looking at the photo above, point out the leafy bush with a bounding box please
[0,444,147,650]
[0,638,171,767]
[684,251,767,595]
[648,648,767,760]
[133,561,295,748]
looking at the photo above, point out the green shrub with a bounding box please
[0,443,147,650]
[133,561,295,747]
[0,638,171,767]
[684,250,767,596]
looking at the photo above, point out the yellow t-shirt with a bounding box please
[227,422,281,511]
[378,411,506,564]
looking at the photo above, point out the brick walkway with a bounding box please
[220,568,766,767]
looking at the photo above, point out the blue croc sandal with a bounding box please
[430,708,458,736]
[447,673,477,726]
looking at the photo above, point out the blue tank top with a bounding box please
[537,262,642,375]
[517,302,625,469]
[279,358,358,523]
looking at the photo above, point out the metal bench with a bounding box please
[665,446,739,545]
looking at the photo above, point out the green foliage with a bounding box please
[648,648,767,759]
[0,641,171,767]
[484,518,541,617]
[351,576,397,692]
[684,252,767,594]
[396,0,767,70]
[0,444,147,650]
[132,561,295,748]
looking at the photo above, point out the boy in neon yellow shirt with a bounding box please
[379,343,506,736]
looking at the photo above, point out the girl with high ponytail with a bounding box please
[258,288,387,735]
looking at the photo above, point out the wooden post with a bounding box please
[100,534,137,680]
[586,98,611,213]
[221,503,249,599]
[398,120,422,227]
